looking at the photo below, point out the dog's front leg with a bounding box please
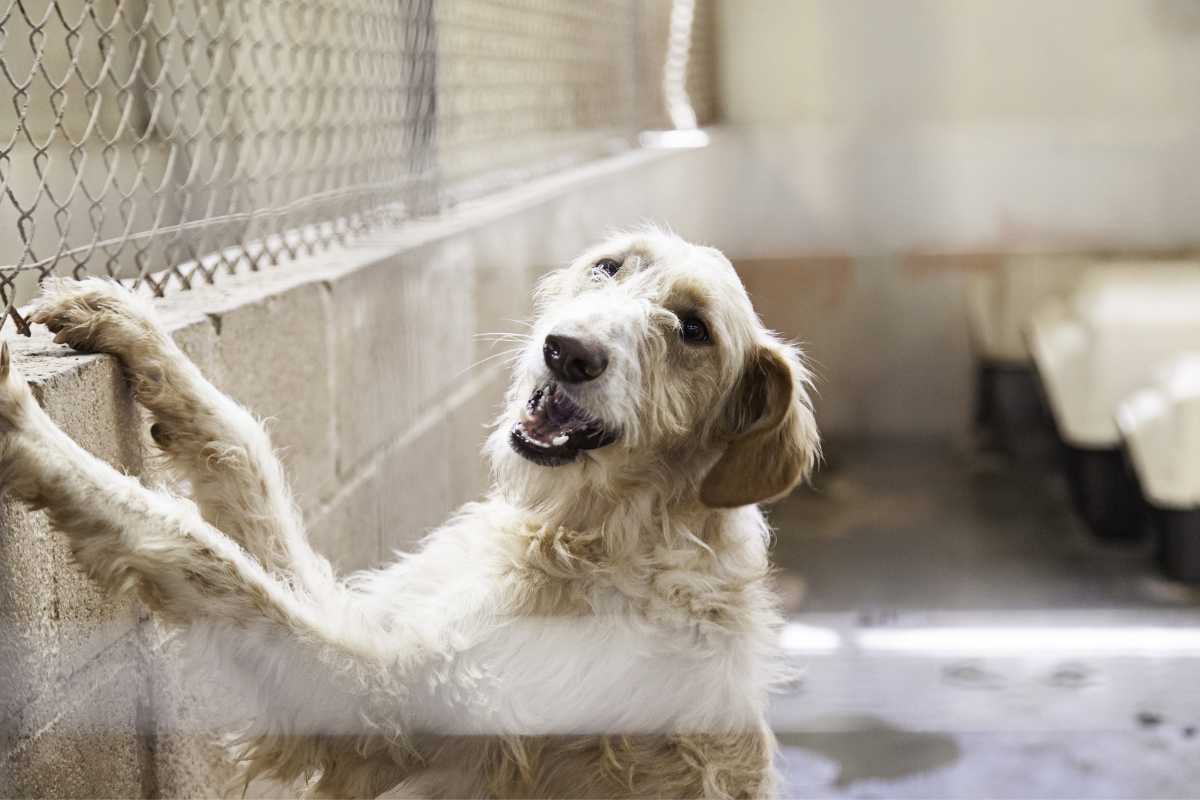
[28,277,332,594]
[0,343,404,738]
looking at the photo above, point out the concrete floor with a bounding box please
[769,439,1200,799]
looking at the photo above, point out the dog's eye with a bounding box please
[679,316,711,345]
[593,258,622,278]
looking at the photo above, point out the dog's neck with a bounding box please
[500,480,761,566]
[495,486,772,630]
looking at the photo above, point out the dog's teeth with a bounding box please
[551,434,569,446]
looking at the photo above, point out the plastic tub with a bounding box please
[1118,355,1200,580]
[1029,263,1200,541]
[965,255,1095,455]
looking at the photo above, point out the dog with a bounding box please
[0,229,818,798]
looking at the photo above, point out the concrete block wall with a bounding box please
[0,145,716,797]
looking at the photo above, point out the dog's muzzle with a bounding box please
[509,382,618,466]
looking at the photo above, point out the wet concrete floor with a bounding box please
[769,439,1200,798]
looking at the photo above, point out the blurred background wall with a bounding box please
[712,0,1200,437]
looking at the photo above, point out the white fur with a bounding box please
[0,229,818,798]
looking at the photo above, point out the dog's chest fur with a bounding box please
[390,501,780,797]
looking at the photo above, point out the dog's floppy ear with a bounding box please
[700,341,819,508]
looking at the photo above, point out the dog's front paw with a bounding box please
[30,277,162,357]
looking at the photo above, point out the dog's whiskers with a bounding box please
[501,318,535,330]
[455,347,525,380]
[475,332,533,347]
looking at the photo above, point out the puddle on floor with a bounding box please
[777,715,962,787]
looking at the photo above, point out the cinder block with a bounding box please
[141,621,290,799]
[0,632,151,799]
[308,463,384,575]
[358,365,508,562]
[376,414,453,557]
[445,368,508,511]
[330,239,476,478]
[207,282,338,511]
[469,219,539,365]
[167,313,221,379]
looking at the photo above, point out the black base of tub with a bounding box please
[975,362,1055,458]
[1150,507,1200,583]
[1060,444,1149,543]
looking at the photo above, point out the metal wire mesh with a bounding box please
[0,0,716,332]
[439,0,632,202]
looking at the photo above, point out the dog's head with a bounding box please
[488,229,819,511]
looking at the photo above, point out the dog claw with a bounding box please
[1,341,10,379]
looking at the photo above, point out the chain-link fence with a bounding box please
[0,0,717,332]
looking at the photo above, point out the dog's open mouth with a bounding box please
[510,382,617,466]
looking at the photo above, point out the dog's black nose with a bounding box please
[543,334,608,383]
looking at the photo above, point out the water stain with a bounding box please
[857,608,901,628]
[1045,661,1095,689]
[942,660,1007,690]
[777,715,962,788]
[1137,711,1165,728]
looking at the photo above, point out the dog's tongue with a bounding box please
[545,385,584,427]
[522,384,583,446]
[513,383,618,459]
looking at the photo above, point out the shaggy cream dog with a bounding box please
[0,230,818,798]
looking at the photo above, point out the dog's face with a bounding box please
[488,230,819,511]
